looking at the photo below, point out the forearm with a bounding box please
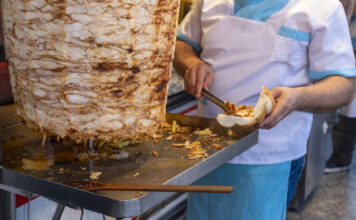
[173,41,205,76]
[295,76,355,113]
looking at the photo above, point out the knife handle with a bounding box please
[82,184,234,193]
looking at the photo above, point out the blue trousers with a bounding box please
[287,156,305,207]
[187,161,291,220]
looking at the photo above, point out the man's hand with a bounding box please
[259,87,301,129]
[259,76,355,129]
[173,41,215,99]
[184,63,214,99]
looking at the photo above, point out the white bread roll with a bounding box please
[216,86,276,128]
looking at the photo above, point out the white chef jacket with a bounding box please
[340,17,356,118]
[177,0,356,164]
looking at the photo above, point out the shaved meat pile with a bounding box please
[2,0,180,142]
[224,102,254,117]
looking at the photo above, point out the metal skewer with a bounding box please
[88,140,93,151]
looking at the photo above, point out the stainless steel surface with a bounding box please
[0,104,23,129]
[0,104,258,218]
[0,189,16,220]
[146,193,187,220]
[292,112,337,209]
[201,89,231,114]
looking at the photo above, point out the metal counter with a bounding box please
[0,104,258,218]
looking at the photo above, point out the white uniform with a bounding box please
[178,0,356,165]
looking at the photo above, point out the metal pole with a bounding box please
[88,140,93,151]
[52,203,65,220]
[0,189,16,220]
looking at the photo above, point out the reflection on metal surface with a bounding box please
[22,159,54,171]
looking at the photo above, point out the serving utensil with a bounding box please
[201,89,231,114]
[177,71,231,114]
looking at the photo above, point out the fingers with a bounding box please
[259,87,298,129]
[195,68,206,99]
[184,69,190,93]
[203,72,214,90]
[259,100,289,129]
[184,68,196,96]
[184,63,214,99]
[270,87,282,99]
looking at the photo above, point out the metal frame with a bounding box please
[0,189,16,220]
[0,129,258,218]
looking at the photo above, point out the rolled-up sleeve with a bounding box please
[308,3,356,80]
[177,0,203,53]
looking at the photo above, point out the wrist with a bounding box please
[186,58,205,70]
[293,87,307,111]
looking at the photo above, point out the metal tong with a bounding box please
[176,71,231,114]
[201,89,231,114]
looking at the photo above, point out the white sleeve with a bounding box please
[177,0,203,53]
[308,3,356,80]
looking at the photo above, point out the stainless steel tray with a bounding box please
[0,104,258,218]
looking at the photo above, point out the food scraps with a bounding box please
[172,141,207,160]
[227,129,234,136]
[193,128,213,135]
[172,120,177,134]
[152,151,158,157]
[209,144,224,150]
[90,172,102,180]
[166,134,189,141]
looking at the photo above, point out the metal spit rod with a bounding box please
[88,140,93,151]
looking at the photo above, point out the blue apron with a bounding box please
[187,161,291,220]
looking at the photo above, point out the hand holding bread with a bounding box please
[259,86,304,129]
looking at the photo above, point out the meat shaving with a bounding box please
[162,122,172,128]
[177,126,192,133]
[193,128,213,135]
[172,141,207,160]
[227,129,234,136]
[166,134,189,141]
[172,120,177,134]
[209,144,224,150]
[224,102,254,117]
[90,172,102,180]
[135,192,145,198]
[203,136,222,142]
[152,151,158,157]
[153,134,163,139]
